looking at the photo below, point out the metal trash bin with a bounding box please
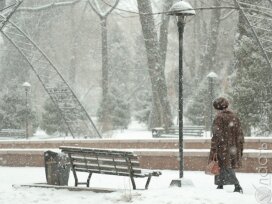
[44,150,70,186]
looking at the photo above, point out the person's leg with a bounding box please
[234,184,243,192]
[215,169,224,189]
[217,185,223,189]
[231,170,243,193]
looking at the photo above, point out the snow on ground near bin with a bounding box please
[0,167,264,204]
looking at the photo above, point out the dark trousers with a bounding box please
[215,167,239,185]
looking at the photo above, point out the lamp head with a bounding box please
[169,1,196,17]
[207,72,218,79]
[22,82,31,90]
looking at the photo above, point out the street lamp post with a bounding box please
[207,72,218,136]
[22,82,31,139]
[169,1,195,186]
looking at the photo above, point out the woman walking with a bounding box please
[208,97,244,193]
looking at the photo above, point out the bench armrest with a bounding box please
[151,171,161,177]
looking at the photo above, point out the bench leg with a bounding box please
[130,176,136,190]
[86,173,92,187]
[145,175,152,189]
[72,166,78,186]
[73,171,78,187]
[68,154,78,187]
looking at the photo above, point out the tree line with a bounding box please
[0,0,269,137]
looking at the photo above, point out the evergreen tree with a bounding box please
[231,5,272,136]
[108,25,132,102]
[40,98,69,136]
[134,90,152,125]
[97,87,131,130]
[231,35,270,135]
[130,35,152,126]
[0,86,38,131]
[185,79,219,130]
[96,24,133,131]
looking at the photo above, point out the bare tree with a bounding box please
[88,0,120,131]
[68,2,88,87]
[199,0,222,77]
[159,0,174,71]
[137,0,172,129]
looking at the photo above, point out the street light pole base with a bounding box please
[169,178,194,188]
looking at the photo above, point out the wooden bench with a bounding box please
[60,146,161,190]
[0,129,26,138]
[152,126,205,138]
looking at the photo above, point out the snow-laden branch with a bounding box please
[93,0,103,14]
[96,0,238,16]
[220,9,235,20]
[0,2,17,12]
[237,1,272,13]
[17,0,83,13]
[88,0,103,18]
[103,0,119,17]
[15,0,238,16]
[88,0,120,18]
[234,0,272,71]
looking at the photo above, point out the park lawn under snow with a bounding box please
[0,167,263,204]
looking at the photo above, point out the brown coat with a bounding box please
[208,109,244,169]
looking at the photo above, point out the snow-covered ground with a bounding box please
[28,121,153,140]
[31,120,210,140]
[0,167,266,204]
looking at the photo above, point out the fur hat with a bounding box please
[213,97,229,110]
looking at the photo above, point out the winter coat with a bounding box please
[208,109,244,169]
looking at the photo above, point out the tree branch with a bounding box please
[103,0,120,17]
[220,9,235,20]
[17,0,82,13]
[88,0,103,18]
[0,2,17,12]
[89,0,119,18]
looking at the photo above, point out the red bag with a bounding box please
[205,153,220,175]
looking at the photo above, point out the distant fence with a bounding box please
[0,129,26,139]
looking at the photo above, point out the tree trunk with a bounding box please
[88,0,119,132]
[200,0,222,76]
[100,17,111,132]
[101,17,109,99]
[159,0,174,71]
[137,0,172,129]
[0,0,5,9]
[69,5,77,86]
[190,0,199,81]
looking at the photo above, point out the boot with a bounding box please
[217,185,223,189]
[234,184,243,194]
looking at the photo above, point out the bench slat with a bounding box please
[61,148,138,160]
[72,157,140,167]
[65,151,138,160]
[73,163,142,174]
[75,168,148,178]
[60,146,136,155]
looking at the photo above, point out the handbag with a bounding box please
[205,153,221,175]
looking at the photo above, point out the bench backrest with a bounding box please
[152,126,205,137]
[60,146,143,177]
[0,129,26,137]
